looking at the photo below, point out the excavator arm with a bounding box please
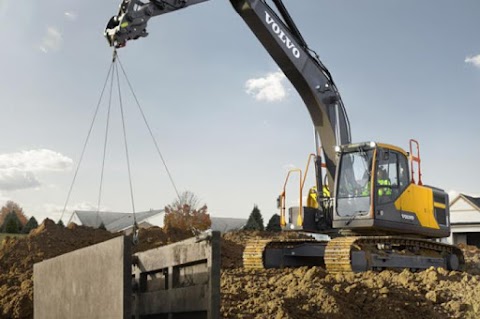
[105,0,351,189]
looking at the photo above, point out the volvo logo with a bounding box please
[401,213,415,221]
[265,12,301,59]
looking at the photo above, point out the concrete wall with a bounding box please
[34,236,132,319]
[453,233,467,245]
[132,231,221,319]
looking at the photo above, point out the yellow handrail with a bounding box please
[280,168,303,227]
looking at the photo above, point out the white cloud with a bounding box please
[465,54,480,68]
[0,149,72,171]
[0,149,72,191]
[39,27,62,53]
[0,169,40,190]
[64,11,77,21]
[245,71,288,102]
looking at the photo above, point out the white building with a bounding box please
[448,194,480,247]
[70,209,246,233]
[70,209,165,233]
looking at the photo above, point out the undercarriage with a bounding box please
[243,236,465,273]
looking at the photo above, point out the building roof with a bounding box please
[73,210,247,233]
[210,217,246,232]
[462,194,480,211]
[73,209,164,232]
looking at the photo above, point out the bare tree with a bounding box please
[171,191,201,210]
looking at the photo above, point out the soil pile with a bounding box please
[220,231,480,319]
[0,219,118,319]
[0,219,210,318]
[1,224,480,319]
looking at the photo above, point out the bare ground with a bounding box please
[0,221,479,319]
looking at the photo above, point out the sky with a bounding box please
[0,0,479,225]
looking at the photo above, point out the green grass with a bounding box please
[0,233,27,246]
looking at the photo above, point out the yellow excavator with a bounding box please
[105,0,464,272]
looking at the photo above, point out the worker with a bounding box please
[362,168,392,196]
[377,168,392,196]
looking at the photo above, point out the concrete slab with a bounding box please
[133,231,220,319]
[34,236,132,319]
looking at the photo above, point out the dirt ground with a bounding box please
[221,232,480,319]
[0,220,479,319]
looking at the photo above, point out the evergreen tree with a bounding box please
[3,212,21,233]
[244,205,264,231]
[22,216,39,234]
[266,214,282,232]
[98,222,107,231]
[57,219,65,227]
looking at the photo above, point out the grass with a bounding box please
[0,233,27,246]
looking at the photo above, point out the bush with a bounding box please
[266,214,281,232]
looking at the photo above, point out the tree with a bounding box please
[170,191,201,210]
[164,191,211,240]
[244,205,264,231]
[0,201,28,228]
[98,222,107,231]
[22,216,39,234]
[57,219,65,227]
[266,214,282,232]
[3,212,21,234]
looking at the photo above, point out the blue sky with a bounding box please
[0,0,479,224]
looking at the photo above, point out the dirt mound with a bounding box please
[218,235,480,319]
[220,267,480,319]
[458,243,480,275]
[0,219,118,319]
[1,225,480,319]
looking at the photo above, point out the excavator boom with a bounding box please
[105,0,351,189]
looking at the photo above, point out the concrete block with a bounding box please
[34,236,132,319]
[133,231,220,319]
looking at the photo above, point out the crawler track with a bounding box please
[244,236,465,273]
[243,238,321,269]
[324,236,465,273]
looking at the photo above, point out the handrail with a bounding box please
[409,139,423,185]
[280,168,303,227]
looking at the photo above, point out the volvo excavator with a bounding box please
[105,0,464,272]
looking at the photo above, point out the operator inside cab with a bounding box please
[362,167,392,197]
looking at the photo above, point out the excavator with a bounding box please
[105,0,464,272]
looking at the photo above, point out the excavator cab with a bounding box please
[333,141,450,238]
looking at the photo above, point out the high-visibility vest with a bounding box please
[362,179,392,196]
[378,179,392,196]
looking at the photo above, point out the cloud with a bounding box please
[465,54,480,68]
[0,170,40,191]
[64,11,77,21]
[245,71,288,102]
[0,149,73,191]
[39,27,62,53]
